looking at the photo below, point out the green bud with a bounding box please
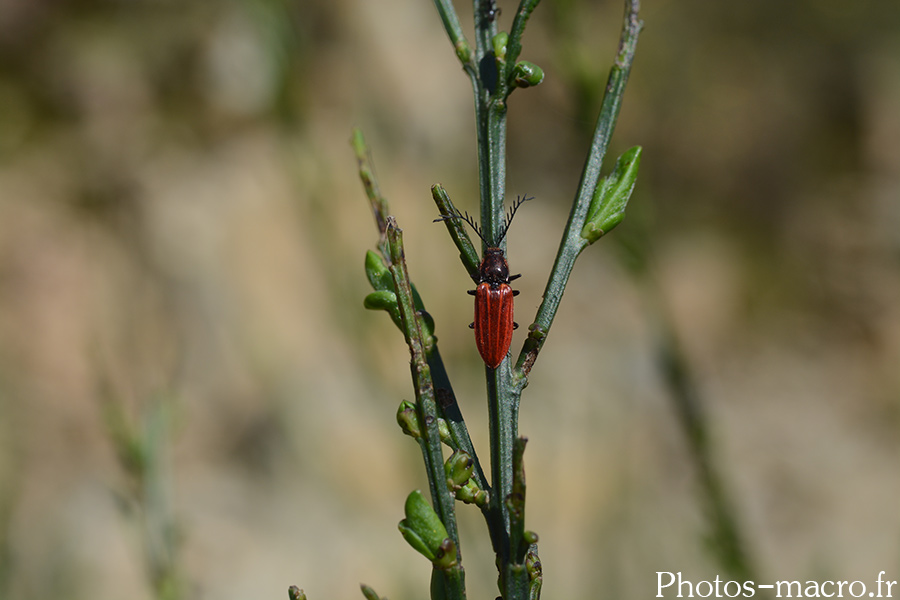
[360,584,383,600]
[398,490,449,562]
[527,323,547,341]
[455,479,489,506]
[416,309,436,350]
[455,40,473,64]
[288,586,307,600]
[524,530,539,545]
[397,400,453,444]
[397,400,421,438]
[365,250,436,345]
[526,546,543,600]
[511,61,544,88]
[581,146,642,244]
[365,250,394,291]
[433,538,459,570]
[492,32,508,62]
[444,450,474,488]
[363,289,397,311]
[438,418,452,444]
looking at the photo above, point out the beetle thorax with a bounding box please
[479,247,510,286]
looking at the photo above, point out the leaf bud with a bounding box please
[455,479,489,506]
[455,40,473,64]
[396,400,421,438]
[288,586,307,600]
[363,290,402,329]
[492,32,509,62]
[364,250,394,291]
[581,146,641,244]
[398,490,450,562]
[444,450,474,488]
[511,61,544,88]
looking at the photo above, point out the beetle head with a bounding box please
[480,247,509,285]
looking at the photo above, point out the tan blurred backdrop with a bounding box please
[1,0,899,599]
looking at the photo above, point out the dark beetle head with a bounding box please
[480,247,509,285]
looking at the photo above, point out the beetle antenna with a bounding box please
[434,208,489,245]
[497,194,534,244]
[436,195,532,246]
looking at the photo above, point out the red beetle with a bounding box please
[436,195,532,369]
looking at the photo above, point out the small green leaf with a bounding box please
[364,290,402,329]
[511,61,544,88]
[492,32,509,62]
[581,146,641,244]
[396,400,421,438]
[363,289,397,311]
[365,250,394,291]
[437,417,452,444]
[398,490,449,562]
[365,253,434,342]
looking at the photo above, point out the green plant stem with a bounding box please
[355,130,491,501]
[387,219,467,598]
[470,6,518,593]
[516,0,642,379]
[504,0,543,85]
[432,185,481,280]
[502,437,529,596]
[479,104,507,246]
[352,129,390,258]
[432,0,475,68]
[104,394,183,600]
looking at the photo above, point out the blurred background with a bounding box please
[1,0,899,599]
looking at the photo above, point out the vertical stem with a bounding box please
[470,0,515,582]
[387,220,466,598]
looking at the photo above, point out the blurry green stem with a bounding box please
[104,395,182,600]
[516,0,642,379]
[637,272,758,583]
[352,129,390,258]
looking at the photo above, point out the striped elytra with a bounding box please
[471,282,515,368]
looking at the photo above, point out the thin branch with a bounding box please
[432,0,475,69]
[516,0,642,380]
[387,219,467,598]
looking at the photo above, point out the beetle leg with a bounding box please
[513,322,518,330]
[512,290,520,297]
[508,274,522,282]
[467,289,476,296]
[469,322,475,329]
